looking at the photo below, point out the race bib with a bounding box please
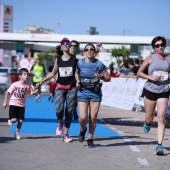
[153,70,168,81]
[59,67,73,77]
[35,74,41,78]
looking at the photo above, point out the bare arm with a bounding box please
[95,70,111,82]
[75,69,81,89]
[101,71,111,82]
[41,58,58,84]
[76,55,86,60]
[36,58,58,88]
[2,91,9,108]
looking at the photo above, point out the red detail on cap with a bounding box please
[60,38,70,44]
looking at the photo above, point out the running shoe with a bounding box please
[78,127,87,142]
[143,123,151,133]
[35,96,40,102]
[155,145,164,155]
[63,134,72,143]
[8,119,13,126]
[14,132,21,140]
[87,139,94,148]
[56,125,63,136]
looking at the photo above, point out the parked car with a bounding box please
[0,67,18,94]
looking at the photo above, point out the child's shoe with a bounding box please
[14,132,21,140]
[8,119,13,126]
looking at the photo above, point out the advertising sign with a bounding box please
[1,5,13,32]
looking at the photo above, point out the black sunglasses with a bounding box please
[70,45,77,47]
[84,48,95,52]
[154,43,166,48]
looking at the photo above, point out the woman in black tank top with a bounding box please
[36,38,77,143]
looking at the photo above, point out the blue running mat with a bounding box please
[10,96,120,137]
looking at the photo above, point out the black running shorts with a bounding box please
[141,88,169,101]
[9,105,25,120]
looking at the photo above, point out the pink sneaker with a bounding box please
[56,125,63,136]
[63,134,72,143]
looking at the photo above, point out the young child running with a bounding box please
[2,68,37,140]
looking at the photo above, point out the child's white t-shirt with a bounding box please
[7,81,34,107]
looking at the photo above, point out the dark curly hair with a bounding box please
[56,45,63,56]
[151,36,166,49]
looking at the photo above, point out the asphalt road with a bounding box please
[0,93,170,170]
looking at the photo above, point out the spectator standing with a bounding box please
[109,63,117,77]
[127,58,140,78]
[117,60,130,77]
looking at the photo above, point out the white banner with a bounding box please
[134,79,147,107]
[101,78,170,117]
[101,78,143,110]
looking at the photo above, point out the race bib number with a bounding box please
[153,70,168,81]
[35,74,41,78]
[59,67,73,77]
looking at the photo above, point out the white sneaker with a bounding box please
[14,132,21,140]
[35,96,40,102]
[8,119,13,126]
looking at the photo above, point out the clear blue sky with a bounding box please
[1,0,170,38]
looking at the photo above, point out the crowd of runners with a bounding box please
[2,36,170,155]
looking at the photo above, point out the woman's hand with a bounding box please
[149,75,160,81]
[94,73,103,79]
[76,81,81,89]
[35,82,42,89]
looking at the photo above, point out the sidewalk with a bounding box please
[0,95,170,170]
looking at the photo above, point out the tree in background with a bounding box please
[111,46,130,68]
[111,48,122,67]
[119,46,130,62]
[38,51,48,73]
[50,48,58,63]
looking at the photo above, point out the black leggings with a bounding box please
[55,86,77,128]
